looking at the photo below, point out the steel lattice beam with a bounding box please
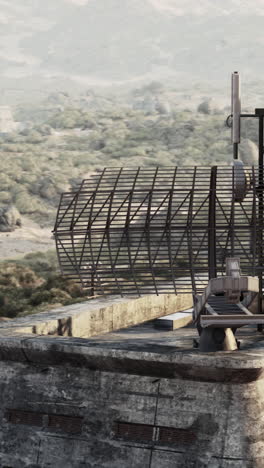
[53,166,261,296]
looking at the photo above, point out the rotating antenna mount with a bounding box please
[227,71,264,329]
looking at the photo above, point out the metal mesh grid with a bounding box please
[54,166,261,296]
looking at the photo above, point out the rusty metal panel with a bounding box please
[6,409,43,427]
[6,409,83,434]
[158,426,196,445]
[113,421,197,447]
[114,422,154,442]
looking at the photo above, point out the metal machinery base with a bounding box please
[199,327,238,352]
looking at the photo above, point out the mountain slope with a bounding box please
[0,0,263,90]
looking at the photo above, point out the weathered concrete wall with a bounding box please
[0,293,192,338]
[0,333,264,467]
[0,295,264,467]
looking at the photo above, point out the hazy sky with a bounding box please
[64,0,264,16]
[66,0,89,4]
[61,0,264,13]
[150,0,264,15]
[0,0,264,92]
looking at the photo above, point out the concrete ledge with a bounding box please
[1,292,264,382]
[154,310,193,330]
[0,293,193,338]
[3,337,264,382]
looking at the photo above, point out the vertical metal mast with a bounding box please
[255,108,264,330]
[208,166,217,280]
[230,72,241,264]
[230,71,264,328]
[231,71,241,159]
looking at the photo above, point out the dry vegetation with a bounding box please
[0,84,259,317]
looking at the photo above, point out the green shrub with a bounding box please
[0,253,89,318]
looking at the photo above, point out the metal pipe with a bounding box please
[258,115,264,330]
[233,142,238,160]
[231,72,241,147]
[208,166,217,279]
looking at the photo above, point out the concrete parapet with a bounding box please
[0,293,193,338]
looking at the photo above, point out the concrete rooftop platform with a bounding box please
[1,307,264,383]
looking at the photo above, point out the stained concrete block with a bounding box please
[0,353,262,467]
[151,450,196,468]
[0,426,40,467]
[38,436,151,468]
[154,310,193,330]
[151,452,254,468]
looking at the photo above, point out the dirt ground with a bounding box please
[0,217,54,259]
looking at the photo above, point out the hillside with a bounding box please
[1,0,264,99]
[0,86,259,318]
[0,87,259,230]
[0,94,219,222]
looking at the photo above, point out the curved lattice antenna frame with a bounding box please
[54,166,260,297]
